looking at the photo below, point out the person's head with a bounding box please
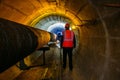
[65,23,70,30]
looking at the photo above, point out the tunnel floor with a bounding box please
[13,47,83,80]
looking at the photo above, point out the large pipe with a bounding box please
[0,18,54,72]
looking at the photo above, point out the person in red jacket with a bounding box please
[60,23,76,71]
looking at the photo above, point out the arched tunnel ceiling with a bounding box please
[34,15,71,31]
[0,0,120,29]
[0,0,96,25]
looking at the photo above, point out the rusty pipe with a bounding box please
[0,18,53,72]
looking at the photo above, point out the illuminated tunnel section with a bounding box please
[34,15,73,38]
[47,23,65,35]
[33,15,74,48]
[47,23,65,48]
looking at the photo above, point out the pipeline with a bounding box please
[0,18,54,72]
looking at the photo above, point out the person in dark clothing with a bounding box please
[60,23,76,71]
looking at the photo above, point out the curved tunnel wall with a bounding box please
[0,0,120,80]
[77,7,120,80]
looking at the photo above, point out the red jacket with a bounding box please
[61,30,76,48]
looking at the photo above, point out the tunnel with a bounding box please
[0,0,120,80]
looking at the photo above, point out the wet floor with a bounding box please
[13,47,84,80]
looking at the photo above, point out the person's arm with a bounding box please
[73,34,76,48]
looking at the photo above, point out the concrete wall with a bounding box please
[75,10,120,80]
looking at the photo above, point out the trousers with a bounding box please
[62,47,73,70]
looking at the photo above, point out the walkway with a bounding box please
[13,47,84,80]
